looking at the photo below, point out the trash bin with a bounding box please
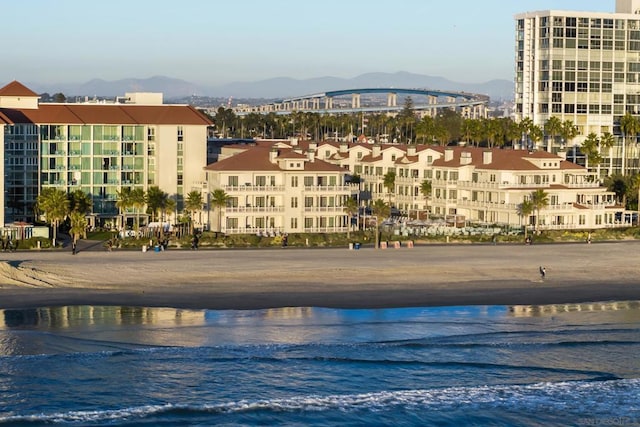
[142,245,147,253]
[154,245,160,252]
[349,243,354,250]
[354,243,361,250]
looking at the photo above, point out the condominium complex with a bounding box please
[0,81,212,228]
[204,142,351,234]
[515,0,640,174]
[207,140,626,233]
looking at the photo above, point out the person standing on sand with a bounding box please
[539,266,546,280]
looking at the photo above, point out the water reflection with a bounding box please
[509,300,640,317]
[0,306,206,329]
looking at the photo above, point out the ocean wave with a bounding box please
[2,378,638,424]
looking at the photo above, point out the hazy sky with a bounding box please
[3,0,613,87]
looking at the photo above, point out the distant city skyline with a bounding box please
[4,0,612,87]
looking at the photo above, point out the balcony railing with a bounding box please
[226,206,285,213]
[223,185,285,192]
[303,206,345,212]
[304,185,352,192]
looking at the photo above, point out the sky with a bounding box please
[2,0,616,87]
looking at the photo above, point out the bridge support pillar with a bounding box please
[351,94,361,109]
[325,97,333,109]
[387,93,397,107]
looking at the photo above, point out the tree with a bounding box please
[383,171,396,205]
[544,117,563,152]
[185,190,204,235]
[581,133,602,170]
[529,125,544,150]
[69,210,88,247]
[530,189,549,232]
[605,174,631,207]
[130,188,146,233]
[516,199,534,240]
[146,186,169,222]
[36,187,70,246]
[371,199,391,249]
[619,113,639,175]
[420,179,432,219]
[210,189,229,235]
[343,197,359,239]
[599,132,616,177]
[69,189,93,214]
[561,120,579,160]
[116,187,133,230]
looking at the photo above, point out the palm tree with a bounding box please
[527,124,544,151]
[619,113,639,175]
[371,199,391,249]
[146,186,168,222]
[184,190,204,235]
[69,189,93,238]
[530,189,549,232]
[420,179,432,219]
[544,116,563,152]
[516,199,534,240]
[599,132,616,177]
[210,189,229,235]
[69,210,88,248]
[581,133,601,171]
[343,197,359,239]
[561,120,579,160]
[36,187,70,246]
[383,171,396,205]
[130,188,146,233]
[116,187,133,230]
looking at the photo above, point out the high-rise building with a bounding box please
[515,0,640,175]
[0,81,212,228]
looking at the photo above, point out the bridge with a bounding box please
[234,87,489,118]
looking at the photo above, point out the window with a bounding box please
[147,127,155,141]
[291,218,298,229]
[291,197,298,208]
[305,197,313,207]
[177,126,184,142]
[291,176,298,187]
[228,176,239,187]
[304,176,314,186]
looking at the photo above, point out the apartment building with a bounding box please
[204,143,351,235]
[206,139,628,232]
[430,146,623,230]
[0,81,212,228]
[515,0,640,174]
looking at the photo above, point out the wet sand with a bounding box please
[0,242,639,310]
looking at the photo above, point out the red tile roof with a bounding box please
[0,104,212,125]
[0,81,39,97]
[431,147,582,171]
[205,146,346,173]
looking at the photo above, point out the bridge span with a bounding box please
[234,87,489,118]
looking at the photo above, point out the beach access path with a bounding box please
[0,241,639,310]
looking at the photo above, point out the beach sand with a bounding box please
[0,241,639,310]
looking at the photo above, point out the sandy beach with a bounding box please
[0,241,639,310]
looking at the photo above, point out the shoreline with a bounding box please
[1,242,639,311]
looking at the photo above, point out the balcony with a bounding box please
[226,206,285,213]
[304,185,351,192]
[223,185,285,192]
[304,206,345,213]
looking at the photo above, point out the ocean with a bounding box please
[0,302,639,426]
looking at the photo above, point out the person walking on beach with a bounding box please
[72,240,77,255]
[539,266,546,280]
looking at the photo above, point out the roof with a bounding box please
[0,103,212,125]
[205,146,346,173]
[0,81,39,97]
[431,147,582,171]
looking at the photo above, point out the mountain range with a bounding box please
[27,71,514,102]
